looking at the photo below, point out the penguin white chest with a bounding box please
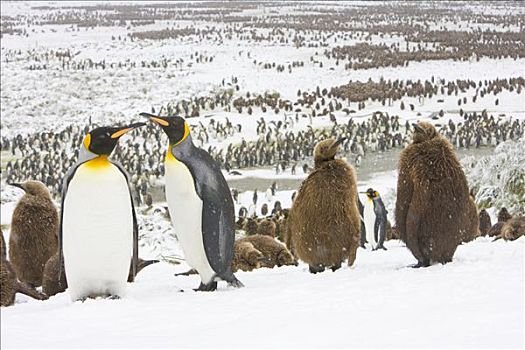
[165,158,215,284]
[63,161,133,300]
[363,199,377,249]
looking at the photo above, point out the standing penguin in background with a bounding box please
[360,188,388,251]
[60,123,144,301]
[8,181,58,287]
[143,113,243,291]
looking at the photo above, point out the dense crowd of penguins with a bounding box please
[2,70,524,202]
[2,104,524,204]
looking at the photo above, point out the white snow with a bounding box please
[1,237,523,348]
[1,1,524,348]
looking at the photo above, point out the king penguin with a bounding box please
[360,188,388,251]
[59,123,145,301]
[143,112,243,291]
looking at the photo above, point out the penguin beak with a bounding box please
[110,123,146,139]
[141,112,170,127]
[412,123,424,133]
[330,137,347,151]
[8,183,25,191]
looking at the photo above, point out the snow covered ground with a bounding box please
[2,237,523,348]
[1,1,524,348]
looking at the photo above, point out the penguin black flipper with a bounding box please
[113,162,139,282]
[199,182,235,278]
[180,147,241,286]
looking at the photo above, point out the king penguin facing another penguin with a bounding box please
[60,123,144,301]
[143,113,243,291]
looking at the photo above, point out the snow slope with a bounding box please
[1,237,523,348]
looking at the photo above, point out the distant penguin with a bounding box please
[488,207,513,237]
[478,209,492,236]
[288,138,360,273]
[261,203,269,216]
[360,188,388,250]
[496,216,525,241]
[145,113,243,291]
[232,241,263,272]
[239,235,296,269]
[8,181,58,287]
[395,122,478,267]
[60,123,144,301]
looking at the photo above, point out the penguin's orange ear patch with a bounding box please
[83,133,91,150]
[111,127,133,139]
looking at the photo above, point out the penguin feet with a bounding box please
[194,281,218,292]
[410,261,430,268]
[174,268,198,277]
[226,275,244,288]
[308,265,325,274]
[330,263,341,272]
[373,246,388,251]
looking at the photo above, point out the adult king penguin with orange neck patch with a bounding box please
[142,112,243,291]
[59,123,145,301]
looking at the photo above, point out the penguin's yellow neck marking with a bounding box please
[165,145,178,163]
[84,155,111,168]
[174,122,190,146]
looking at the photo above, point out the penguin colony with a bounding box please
[3,89,524,202]
[2,112,521,306]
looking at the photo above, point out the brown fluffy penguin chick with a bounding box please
[239,235,297,268]
[42,253,159,297]
[9,181,58,286]
[488,208,513,237]
[395,122,479,267]
[289,138,360,273]
[42,251,67,297]
[1,230,48,307]
[232,241,263,272]
[257,219,277,237]
[243,217,259,236]
[498,207,512,222]
[176,241,265,274]
[496,217,525,241]
[478,209,492,236]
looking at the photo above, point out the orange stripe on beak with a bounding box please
[111,127,133,139]
[150,117,169,126]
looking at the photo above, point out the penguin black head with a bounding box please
[361,188,379,200]
[313,137,346,164]
[412,122,437,143]
[83,123,145,156]
[141,113,190,145]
